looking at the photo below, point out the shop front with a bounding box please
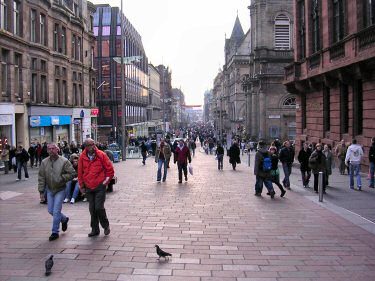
[72,108,98,145]
[0,104,15,150]
[29,115,71,145]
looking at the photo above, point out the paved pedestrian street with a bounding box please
[1,150,375,281]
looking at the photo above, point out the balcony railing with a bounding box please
[329,41,345,61]
[308,52,320,69]
[358,24,375,51]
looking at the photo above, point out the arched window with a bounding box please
[274,14,290,49]
[283,96,296,107]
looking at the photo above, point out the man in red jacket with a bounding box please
[174,139,192,183]
[78,138,114,237]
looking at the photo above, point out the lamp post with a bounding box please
[120,0,126,161]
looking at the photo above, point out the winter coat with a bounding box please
[1,148,9,161]
[279,146,295,164]
[270,153,279,171]
[229,144,240,164]
[309,150,326,174]
[38,156,76,194]
[324,150,334,175]
[155,143,172,162]
[369,143,375,164]
[28,146,36,157]
[254,148,271,178]
[78,146,114,190]
[216,146,224,155]
[40,145,49,158]
[140,143,148,153]
[174,145,191,164]
[334,143,347,159]
[298,147,312,171]
[15,149,29,163]
[345,144,364,165]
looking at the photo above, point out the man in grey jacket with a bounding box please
[254,140,276,198]
[38,143,75,241]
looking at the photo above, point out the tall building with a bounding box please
[284,0,375,171]
[94,4,149,141]
[157,64,172,130]
[0,0,97,151]
[242,0,295,141]
[147,63,162,135]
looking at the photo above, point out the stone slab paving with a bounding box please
[1,149,375,280]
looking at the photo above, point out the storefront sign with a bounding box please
[91,109,99,115]
[30,116,41,127]
[80,110,85,118]
[51,116,59,125]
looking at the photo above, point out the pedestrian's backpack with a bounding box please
[262,153,272,172]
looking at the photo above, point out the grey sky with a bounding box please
[91,0,250,105]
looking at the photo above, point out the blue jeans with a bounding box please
[369,162,374,187]
[46,187,67,234]
[217,154,223,169]
[65,181,80,200]
[300,169,311,186]
[141,152,147,164]
[192,148,195,157]
[157,158,168,181]
[282,162,292,187]
[17,162,29,179]
[255,176,274,194]
[349,163,361,188]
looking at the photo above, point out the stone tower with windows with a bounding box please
[242,0,296,141]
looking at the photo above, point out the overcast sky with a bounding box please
[90,0,250,105]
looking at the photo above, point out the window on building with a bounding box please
[54,24,59,51]
[77,37,81,61]
[40,14,46,46]
[55,79,60,104]
[332,0,345,43]
[311,0,321,53]
[102,61,110,77]
[288,122,297,140]
[298,0,306,59]
[340,83,349,134]
[31,73,37,102]
[73,83,77,105]
[31,57,37,70]
[13,1,20,35]
[90,15,93,31]
[30,9,36,42]
[283,96,296,107]
[323,87,331,132]
[1,49,9,96]
[363,0,375,28]
[41,60,46,72]
[62,80,67,105]
[79,84,83,106]
[72,34,76,59]
[0,0,8,30]
[354,80,363,136]
[41,75,47,103]
[274,14,291,49]
[61,26,66,54]
[90,47,94,67]
[62,67,66,77]
[55,66,60,76]
[102,81,110,98]
[270,127,280,138]
[14,53,22,100]
[102,26,110,36]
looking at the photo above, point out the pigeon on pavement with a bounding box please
[45,255,54,276]
[155,245,172,260]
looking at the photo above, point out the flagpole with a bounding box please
[120,0,126,161]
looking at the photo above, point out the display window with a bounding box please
[30,126,53,144]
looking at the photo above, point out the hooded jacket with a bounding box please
[345,144,364,165]
[78,146,114,189]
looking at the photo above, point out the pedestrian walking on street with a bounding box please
[215,142,224,170]
[334,139,347,175]
[140,141,148,165]
[298,142,312,188]
[279,140,294,190]
[9,146,17,173]
[41,142,49,161]
[28,144,36,168]
[1,144,9,174]
[369,137,375,188]
[38,143,76,241]
[345,139,364,190]
[269,146,286,197]
[190,140,196,157]
[78,138,114,237]
[155,138,172,182]
[229,141,240,170]
[174,139,192,183]
[324,144,334,186]
[36,143,42,166]
[309,143,327,194]
[15,145,29,181]
[254,140,275,198]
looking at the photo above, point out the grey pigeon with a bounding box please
[155,245,172,260]
[45,255,53,276]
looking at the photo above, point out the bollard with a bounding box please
[248,152,251,167]
[318,171,323,202]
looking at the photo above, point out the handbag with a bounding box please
[188,164,193,175]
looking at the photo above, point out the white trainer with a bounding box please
[70,198,75,204]
[63,198,69,203]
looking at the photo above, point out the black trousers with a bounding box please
[177,162,188,181]
[86,184,109,232]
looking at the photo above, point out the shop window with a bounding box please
[270,126,279,138]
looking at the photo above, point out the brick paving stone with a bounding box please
[1,146,375,280]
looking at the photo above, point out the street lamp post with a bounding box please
[120,0,126,161]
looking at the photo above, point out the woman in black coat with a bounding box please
[309,143,327,193]
[229,141,240,170]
